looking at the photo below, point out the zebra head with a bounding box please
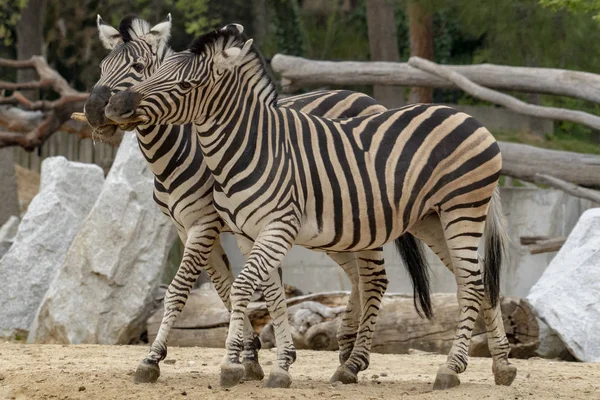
[85,14,172,136]
[105,24,259,127]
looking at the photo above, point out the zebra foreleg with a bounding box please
[326,252,361,365]
[330,248,387,384]
[134,226,222,383]
[221,227,297,389]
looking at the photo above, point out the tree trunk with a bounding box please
[15,0,47,100]
[407,1,433,103]
[0,149,20,225]
[365,0,404,108]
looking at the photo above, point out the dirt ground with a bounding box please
[0,343,598,400]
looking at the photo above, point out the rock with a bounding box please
[535,319,573,360]
[0,215,20,259]
[528,208,600,362]
[28,133,176,345]
[0,157,104,338]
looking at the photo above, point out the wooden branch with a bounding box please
[529,237,567,255]
[70,112,150,125]
[0,79,56,91]
[271,54,600,104]
[408,57,600,131]
[0,55,97,150]
[499,142,600,188]
[520,236,552,246]
[532,173,600,203]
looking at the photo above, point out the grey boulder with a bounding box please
[0,157,105,338]
[527,208,600,362]
[29,132,177,345]
[0,215,20,259]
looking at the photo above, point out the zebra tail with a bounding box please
[483,187,510,309]
[394,233,433,319]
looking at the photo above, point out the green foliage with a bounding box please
[172,0,217,36]
[268,0,304,57]
[540,0,600,19]
[0,0,27,46]
[300,1,369,61]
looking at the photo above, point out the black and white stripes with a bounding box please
[105,25,517,390]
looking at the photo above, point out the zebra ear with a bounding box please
[97,15,122,50]
[148,13,172,45]
[221,23,244,34]
[214,39,253,70]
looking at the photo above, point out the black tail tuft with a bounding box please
[395,233,433,319]
[484,231,502,308]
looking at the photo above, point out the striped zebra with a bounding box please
[85,15,426,386]
[104,25,517,390]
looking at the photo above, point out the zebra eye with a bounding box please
[132,63,145,73]
[179,81,192,90]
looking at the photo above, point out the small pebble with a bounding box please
[164,359,176,365]
[202,363,208,367]
[181,391,187,396]
[380,372,388,377]
[187,361,196,367]
[78,386,86,392]
[207,385,212,390]
[330,381,343,388]
[264,361,273,366]
[371,374,379,379]
[0,373,5,381]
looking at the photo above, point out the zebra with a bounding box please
[104,25,517,391]
[85,15,428,386]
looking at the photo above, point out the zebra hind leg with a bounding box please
[432,208,488,390]
[330,248,387,384]
[326,252,361,365]
[410,211,516,389]
[134,227,220,383]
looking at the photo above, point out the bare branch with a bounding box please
[0,55,97,150]
[527,237,567,255]
[408,56,600,131]
[532,173,600,203]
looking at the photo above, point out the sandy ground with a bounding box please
[0,343,598,400]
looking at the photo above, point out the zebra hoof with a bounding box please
[264,367,292,388]
[433,365,460,390]
[329,365,358,384]
[494,363,517,386]
[134,359,160,384]
[220,363,245,388]
[242,360,265,381]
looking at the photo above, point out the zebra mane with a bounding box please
[118,15,151,43]
[188,27,278,105]
[188,26,244,55]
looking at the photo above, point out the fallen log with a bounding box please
[271,54,600,104]
[148,287,539,359]
[499,142,600,189]
[408,57,600,130]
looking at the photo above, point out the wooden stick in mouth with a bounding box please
[70,112,150,125]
